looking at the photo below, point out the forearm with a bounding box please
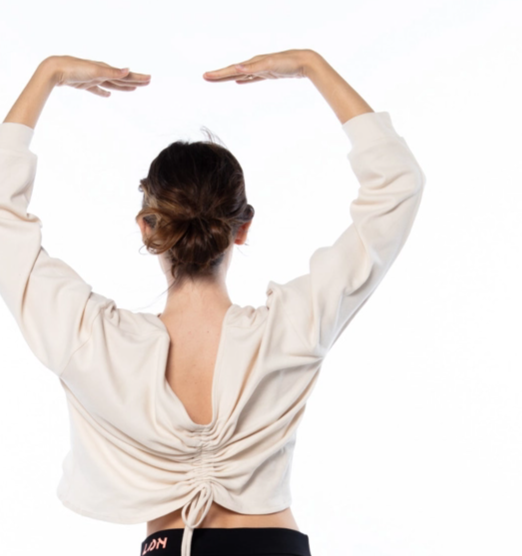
[3,57,59,130]
[303,51,374,125]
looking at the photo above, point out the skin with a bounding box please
[4,50,374,537]
[1,54,294,535]
[3,55,151,129]
[146,49,374,535]
[136,217,252,318]
[138,49,374,318]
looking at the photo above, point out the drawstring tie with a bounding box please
[181,482,214,556]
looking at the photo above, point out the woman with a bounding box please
[0,49,425,556]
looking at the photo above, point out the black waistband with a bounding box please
[141,527,312,556]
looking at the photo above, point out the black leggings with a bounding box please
[140,527,312,556]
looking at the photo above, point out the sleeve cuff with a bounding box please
[341,111,400,151]
[0,122,35,152]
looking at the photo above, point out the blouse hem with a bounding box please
[56,491,293,525]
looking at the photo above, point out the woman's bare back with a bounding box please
[146,306,300,536]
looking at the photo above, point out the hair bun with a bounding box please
[193,214,220,231]
[169,213,232,268]
[136,133,254,287]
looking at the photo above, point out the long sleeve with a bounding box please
[266,111,426,358]
[0,122,115,377]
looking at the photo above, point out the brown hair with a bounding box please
[135,128,255,292]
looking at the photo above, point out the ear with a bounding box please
[137,215,150,238]
[234,219,253,245]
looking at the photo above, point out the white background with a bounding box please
[0,1,521,555]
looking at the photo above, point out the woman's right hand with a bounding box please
[203,49,316,84]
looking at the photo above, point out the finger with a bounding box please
[235,76,264,84]
[118,71,151,82]
[110,77,151,85]
[204,73,245,83]
[205,60,269,83]
[234,59,269,75]
[98,63,151,82]
[94,60,151,76]
[87,85,111,97]
[102,81,138,91]
[105,67,132,80]
[203,63,249,81]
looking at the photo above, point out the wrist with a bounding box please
[302,50,327,79]
[37,56,62,86]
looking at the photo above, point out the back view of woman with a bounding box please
[0,49,425,556]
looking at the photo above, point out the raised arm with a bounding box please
[204,49,426,357]
[303,50,374,125]
[273,52,425,356]
[0,56,150,376]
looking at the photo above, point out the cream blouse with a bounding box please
[0,110,425,556]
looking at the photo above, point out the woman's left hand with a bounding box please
[47,55,151,97]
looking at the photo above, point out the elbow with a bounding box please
[413,162,427,194]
